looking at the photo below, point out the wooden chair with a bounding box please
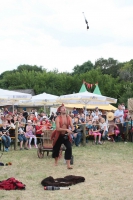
[37,130,53,158]
[43,130,53,152]
[37,130,66,158]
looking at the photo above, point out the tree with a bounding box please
[17,65,45,72]
[119,60,133,82]
[95,57,118,69]
[72,60,93,75]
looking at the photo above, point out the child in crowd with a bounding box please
[35,120,43,144]
[25,120,37,148]
[91,121,102,144]
[86,120,93,143]
[18,122,29,150]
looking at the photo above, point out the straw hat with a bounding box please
[107,112,114,121]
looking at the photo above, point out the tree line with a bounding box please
[0,57,133,106]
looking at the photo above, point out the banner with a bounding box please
[83,80,98,89]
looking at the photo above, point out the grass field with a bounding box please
[0,141,133,200]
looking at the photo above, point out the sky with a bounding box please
[0,0,133,74]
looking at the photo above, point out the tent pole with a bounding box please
[12,103,14,114]
[82,105,87,146]
[44,105,46,113]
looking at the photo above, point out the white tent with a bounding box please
[56,91,117,121]
[56,91,117,104]
[18,92,59,112]
[32,92,58,101]
[0,89,31,100]
[0,88,32,113]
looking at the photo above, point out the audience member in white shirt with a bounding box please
[114,104,124,123]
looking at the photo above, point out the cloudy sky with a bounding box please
[0,0,133,74]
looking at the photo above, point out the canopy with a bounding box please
[32,92,58,100]
[56,91,117,104]
[64,103,117,111]
[18,92,59,111]
[0,88,32,113]
[0,88,31,100]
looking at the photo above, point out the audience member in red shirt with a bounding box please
[35,120,43,144]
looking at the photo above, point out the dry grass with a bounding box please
[0,141,133,200]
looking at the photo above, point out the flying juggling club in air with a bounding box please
[82,12,89,29]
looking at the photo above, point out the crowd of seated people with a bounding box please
[68,104,130,145]
[0,103,131,152]
[0,108,53,152]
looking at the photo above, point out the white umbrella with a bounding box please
[0,89,31,100]
[56,91,117,121]
[0,88,32,113]
[18,92,59,112]
[32,92,58,101]
[56,91,117,104]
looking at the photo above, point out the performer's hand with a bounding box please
[67,129,73,134]
[72,127,75,132]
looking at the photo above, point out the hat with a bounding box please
[43,116,47,119]
[107,112,114,121]
[57,104,64,113]
[27,120,32,123]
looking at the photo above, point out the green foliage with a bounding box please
[119,60,133,82]
[72,60,93,75]
[17,64,45,72]
[0,59,133,105]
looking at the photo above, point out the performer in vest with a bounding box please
[51,104,74,169]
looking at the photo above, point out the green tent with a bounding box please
[93,85,101,95]
[79,83,87,93]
